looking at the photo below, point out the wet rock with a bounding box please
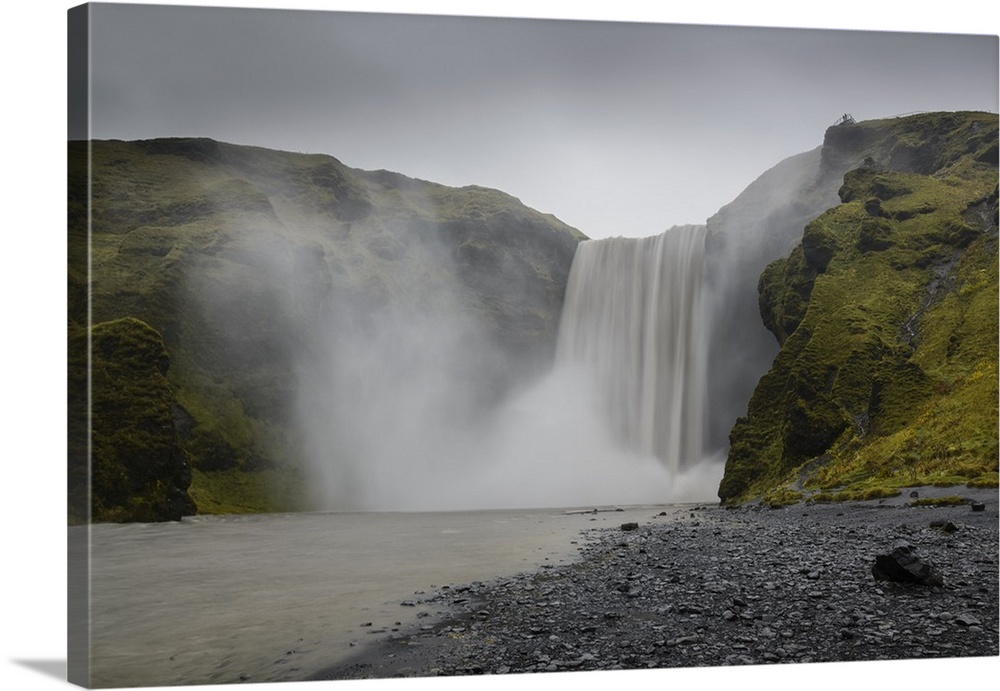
[621,522,639,532]
[871,542,944,586]
[954,614,981,627]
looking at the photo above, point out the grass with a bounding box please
[909,496,968,507]
[187,467,310,515]
[762,487,804,508]
[808,486,902,503]
[967,473,1000,488]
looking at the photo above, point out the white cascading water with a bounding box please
[556,225,708,474]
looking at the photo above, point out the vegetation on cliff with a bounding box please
[68,318,196,523]
[68,138,583,521]
[720,111,998,504]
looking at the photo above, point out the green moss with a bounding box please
[762,487,803,508]
[83,318,197,523]
[856,217,895,252]
[808,486,901,503]
[910,496,967,506]
[757,248,818,344]
[187,467,310,515]
[801,218,842,272]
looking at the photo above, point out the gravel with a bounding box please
[312,492,998,681]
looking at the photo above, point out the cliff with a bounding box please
[719,111,999,504]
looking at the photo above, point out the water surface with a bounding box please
[82,505,680,687]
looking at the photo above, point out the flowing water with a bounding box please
[81,505,682,687]
[557,226,708,472]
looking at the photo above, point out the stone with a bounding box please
[620,522,639,531]
[931,520,960,533]
[871,542,944,586]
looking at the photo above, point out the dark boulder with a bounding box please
[871,542,944,586]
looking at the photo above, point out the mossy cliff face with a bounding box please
[68,318,196,523]
[720,112,998,504]
[69,138,584,520]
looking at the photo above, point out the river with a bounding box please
[78,504,682,687]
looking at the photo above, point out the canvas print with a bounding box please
[67,3,999,689]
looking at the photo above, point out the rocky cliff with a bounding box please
[68,138,584,521]
[719,111,998,504]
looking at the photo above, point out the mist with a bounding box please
[700,145,845,453]
[287,214,725,512]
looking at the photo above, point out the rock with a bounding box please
[871,542,945,586]
[955,614,981,627]
[971,502,986,512]
[620,522,639,531]
[931,520,960,533]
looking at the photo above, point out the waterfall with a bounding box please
[556,225,708,474]
[301,221,718,511]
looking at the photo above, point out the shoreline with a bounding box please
[313,487,999,681]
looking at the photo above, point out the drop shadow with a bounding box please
[11,659,66,681]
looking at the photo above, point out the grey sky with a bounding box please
[83,2,998,238]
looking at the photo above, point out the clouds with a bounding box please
[83,2,998,237]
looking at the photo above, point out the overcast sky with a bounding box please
[79,2,998,239]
